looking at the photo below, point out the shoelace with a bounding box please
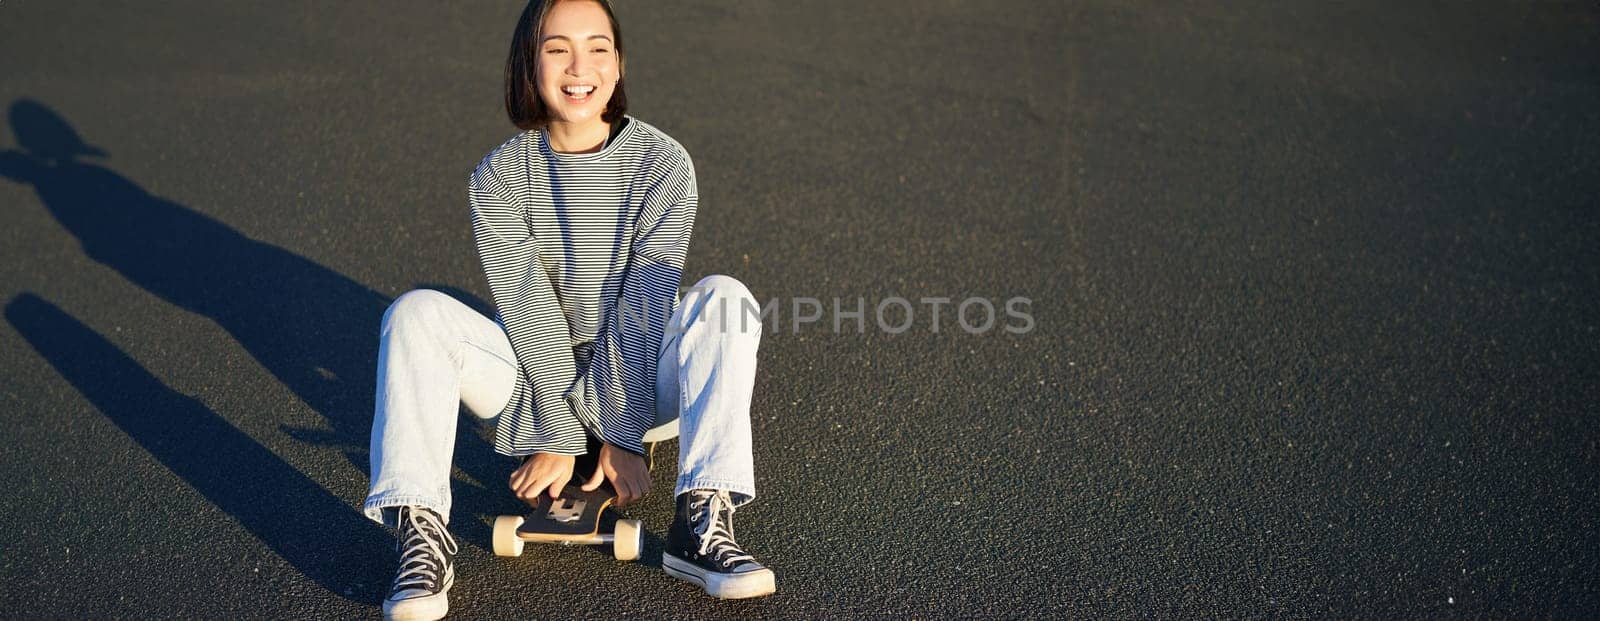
[392,507,459,593]
[690,490,755,568]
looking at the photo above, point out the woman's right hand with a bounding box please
[509,452,576,502]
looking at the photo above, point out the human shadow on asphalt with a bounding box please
[0,98,390,474]
[0,99,525,589]
[5,293,392,602]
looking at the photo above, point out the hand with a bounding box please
[580,443,650,507]
[509,452,576,502]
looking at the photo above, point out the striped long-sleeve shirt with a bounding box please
[467,116,696,457]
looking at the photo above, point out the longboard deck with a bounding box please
[516,485,616,542]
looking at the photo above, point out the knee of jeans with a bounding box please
[688,275,761,339]
[692,274,755,309]
[382,289,453,335]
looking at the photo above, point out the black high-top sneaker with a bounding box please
[663,489,776,599]
[383,506,459,621]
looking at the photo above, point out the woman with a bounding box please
[363,1,775,618]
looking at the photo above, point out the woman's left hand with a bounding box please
[580,442,650,506]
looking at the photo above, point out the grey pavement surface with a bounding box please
[2,1,1598,617]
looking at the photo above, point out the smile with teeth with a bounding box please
[562,84,596,101]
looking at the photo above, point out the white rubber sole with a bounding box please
[382,593,447,621]
[662,554,777,599]
[383,573,452,621]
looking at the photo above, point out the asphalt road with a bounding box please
[2,1,1598,617]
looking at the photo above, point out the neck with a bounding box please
[545,118,612,154]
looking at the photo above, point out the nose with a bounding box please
[565,50,587,76]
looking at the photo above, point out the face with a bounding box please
[536,0,622,126]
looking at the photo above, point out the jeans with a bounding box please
[363,274,761,526]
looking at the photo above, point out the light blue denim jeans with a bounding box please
[363,274,760,526]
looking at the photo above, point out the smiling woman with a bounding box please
[504,0,627,151]
[362,1,778,619]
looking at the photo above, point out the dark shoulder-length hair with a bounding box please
[505,0,628,130]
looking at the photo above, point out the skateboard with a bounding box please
[489,486,640,563]
[492,478,644,561]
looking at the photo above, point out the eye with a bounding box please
[543,48,568,55]
[591,47,611,54]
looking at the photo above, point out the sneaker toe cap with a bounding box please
[726,560,769,574]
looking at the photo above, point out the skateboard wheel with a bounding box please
[613,519,643,562]
[493,515,526,557]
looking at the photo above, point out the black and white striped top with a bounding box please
[468,116,696,457]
